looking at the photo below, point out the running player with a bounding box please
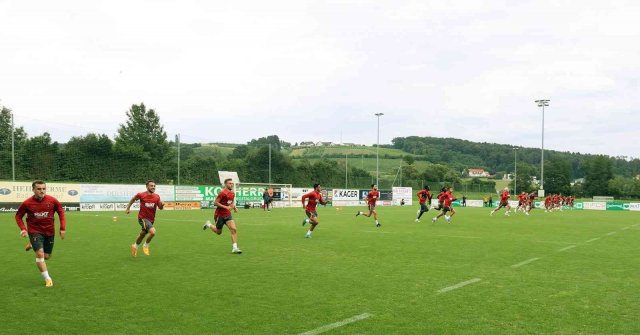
[433,187,456,223]
[126,180,164,257]
[433,187,447,210]
[356,184,381,227]
[15,180,66,287]
[526,191,536,215]
[516,192,528,213]
[202,178,242,254]
[301,184,328,238]
[490,188,511,216]
[415,185,432,222]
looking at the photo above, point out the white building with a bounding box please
[467,168,491,178]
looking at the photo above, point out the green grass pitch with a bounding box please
[1,206,639,334]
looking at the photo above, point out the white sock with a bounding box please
[232,243,238,249]
[133,243,139,248]
[306,231,312,236]
[205,222,212,228]
[304,218,310,223]
[41,271,50,280]
[375,220,379,224]
[143,242,149,247]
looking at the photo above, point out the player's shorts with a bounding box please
[29,233,54,255]
[420,203,429,212]
[215,215,234,230]
[437,201,444,210]
[368,204,376,212]
[442,206,452,213]
[498,201,509,208]
[138,218,155,233]
[305,210,318,219]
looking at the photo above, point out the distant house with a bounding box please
[571,178,585,186]
[316,141,333,146]
[467,168,491,178]
[299,141,315,147]
[636,175,640,180]
[342,143,358,146]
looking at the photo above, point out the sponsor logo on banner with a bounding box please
[629,203,640,211]
[333,200,360,207]
[466,200,484,208]
[583,202,606,211]
[80,184,175,202]
[0,203,21,212]
[80,203,118,211]
[392,187,413,206]
[163,202,201,210]
[116,203,140,211]
[606,202,626,211]
[332,189,360,201]
[0,181,82,203]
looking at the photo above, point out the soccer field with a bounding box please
[1,207,639,334]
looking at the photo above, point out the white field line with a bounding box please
[621,226,630,230]
[511,257,541,268]
[585,237,601,243]
[605,231,617,236]
[433,235,482,239]
[437,278,482,294]
[558,245,576,252]
[363,231,395,234]
[298,313,372,335]
[633,224,640,227]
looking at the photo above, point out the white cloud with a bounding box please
[0,0,638,157]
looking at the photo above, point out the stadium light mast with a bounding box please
[535,99,550,192]
[513,147,519,194]
[175,134,180,185]
[345,153,348,189]
[374,113,384,186]
[268,143,272,184]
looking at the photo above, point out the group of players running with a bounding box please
[14,178,575,287]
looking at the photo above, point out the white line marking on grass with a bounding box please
[511,257,541,268]
[621,226,630,230]
[558,245,576,252]
[585,237,600,243]
[298,313,372,335]
[437,278,482,294]
[433,235,481,239]
[363,231,394,234]
[605,231,617,236]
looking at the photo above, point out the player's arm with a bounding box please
[319,195,328,206]
[158,200,164,210]
[213,194,231,211]
[54,199,66,239]
[301,193,309,209]
[125,194,140,214]
[15,204,28,237]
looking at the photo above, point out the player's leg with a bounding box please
[30,234,53,287]
[142,226,156,256]
[306,213,318,238]
[132,220,148,257]
[225,220,242,253]
[372,208,380,227]
[490,203,501,216]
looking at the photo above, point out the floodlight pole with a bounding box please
[268,143,272,184]
[535,99,550,191]
[345,153,348,189]
[513,147,518,194]
[176,134,180,185]
[375,113,384,186]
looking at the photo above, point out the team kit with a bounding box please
[14,179,572,287]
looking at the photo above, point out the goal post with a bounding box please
[233,182,293,208]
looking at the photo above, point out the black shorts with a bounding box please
[215,215,234,230]
[305,211,318,219]
[29,233,54,255]
[498,202,509,208]
[138,218,155,233]
[443,206,452,213]
[420,203,429,212]
[368,204,376,212]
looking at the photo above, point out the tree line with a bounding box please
[1,103,638,198]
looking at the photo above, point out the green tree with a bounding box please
[403,155,415,165]
[584,155,613,196]
[19,132,59,180]
[509,162,535,193]
[0,106,28,179]
[543,159,572,194]
[57,133,114,182]
[115,103,169,159]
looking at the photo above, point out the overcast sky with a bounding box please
[1,1,638,158]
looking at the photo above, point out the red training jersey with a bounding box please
[417,190,431,204]
[500,191,510,203]
[215,188,235,218]
[443,191,454,207]
[301,190,325,212]
[135,192,161,222]
[367,190,380,205]
[15,195,66,236]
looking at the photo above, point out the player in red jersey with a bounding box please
[203,178,242,254]
[301,183,328,238]
[15,180,66,287]
[356,184,381,227]
[526,191,536,215]
[126,180,164,257]
[415,185,432,222]
[544,195,551,212]
[432,187,456,223]
[490,188,512,216]
[516,192,528,214]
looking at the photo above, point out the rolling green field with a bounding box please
[1,207,639,334]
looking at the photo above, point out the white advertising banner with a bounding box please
[81,202,140,211]
[628,203,640,211]
[331,189,360,201]
[583,202,606,211]
[287,188,312,201]
[466,200,484,208]
[80,184,175,202]
[392,187,413,206]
